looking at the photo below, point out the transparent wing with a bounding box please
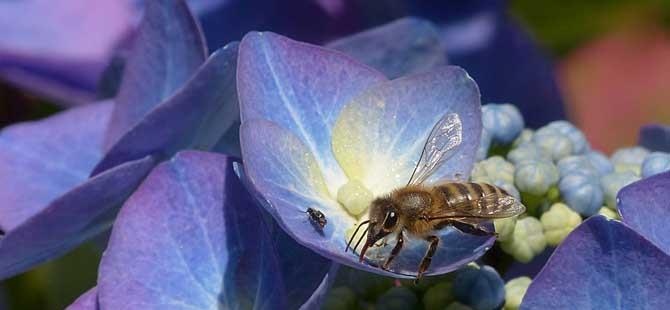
[428,194,526,220]
[407,113,463,185]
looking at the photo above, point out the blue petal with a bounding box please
[639,124,670,152]
[98,151,333,309]
[92,43,239,175]
[0,1,133,104]
[104,0,207,148]
[326,17,446,79]
[241,120,493,277]
[238,31,387,188]
[0,155,154,280]
[520,216,670,309]
[331,66,482,193]
[67,287,98,310]
[618,171,670,254]
[0,102,111,230]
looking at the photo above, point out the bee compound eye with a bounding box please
[384,211,398,229]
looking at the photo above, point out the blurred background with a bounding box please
[1,0,669,308]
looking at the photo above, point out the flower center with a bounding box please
[337,179,373,217]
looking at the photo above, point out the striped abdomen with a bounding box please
[434,182,510,210]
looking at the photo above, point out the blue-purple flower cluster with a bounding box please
[1,1,670,310]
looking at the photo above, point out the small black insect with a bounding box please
[306,207,327,229]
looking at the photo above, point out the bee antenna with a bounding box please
[345,220,369,252]
[353,226,370,255]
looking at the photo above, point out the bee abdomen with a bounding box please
[436,182,505,209]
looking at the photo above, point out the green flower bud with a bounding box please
[471,156,515,184]
[514,160,559,196]
[322,287,358,310]
[614,163,641,176]
[504,277,532,310]
[512,129,534,148]
[494,216,518,243]
[507,143,550,165]
[540,203,582,246]
[494,180,521,199]
[500,217,546,263]
[601,171,640,209]
[375,286,418,310]
[532,128,574,161]
[598,207,620,220]
[445,302,474,310]
[423,282,455,310]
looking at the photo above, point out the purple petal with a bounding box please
[238,31,386,187]
[66,287,98,310]
[241,120,493,277]
[327,17,446,79]
[332,66,482,193]
[639,124,670,152]
[618,171,670,254]
[92,43,239,175]
[0,102,111,230]
[0,1,134,104]
[0,155,155,280]
[104,0,207,149]
[521,216,670,309]
[98,151,333,309]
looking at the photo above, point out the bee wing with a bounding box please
[407,113,463,185]
[429,194,526,220]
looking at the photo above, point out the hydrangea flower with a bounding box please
[521,216,670,309]
[0,0,239,280]
[641,151,670,178]
[482,103,525,145]
[3,0,567,129]
[499,217,546,263]
[238,32,495,276]
[452,264,505,310]
[557,172,604,216]
[514,160,559,196]
[521,171,670,309]
[611,146,649,176]
[600,171,640,208]
[504,277,531,310]
[539,203,582,246]
[69,152,336,309]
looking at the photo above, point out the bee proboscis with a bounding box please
[345,112,526,282]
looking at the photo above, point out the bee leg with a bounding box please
[415,235,439,284]
[452,222,497,237]
[382,232,404,270]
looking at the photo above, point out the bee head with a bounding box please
[359,197,399,262]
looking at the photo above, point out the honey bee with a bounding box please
[345,113,525,281]
[306,207,327,230]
